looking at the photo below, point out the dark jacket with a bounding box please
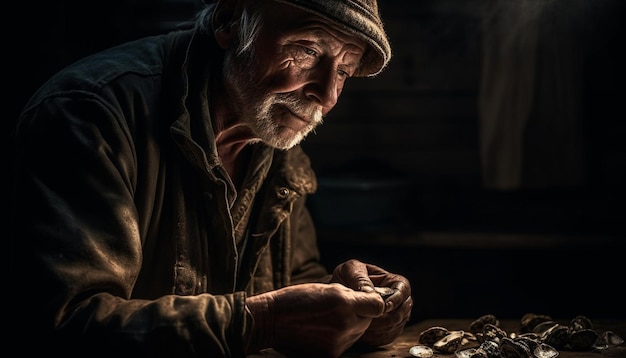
[11,24,327,357]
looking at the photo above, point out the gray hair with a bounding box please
[195,2,265,55]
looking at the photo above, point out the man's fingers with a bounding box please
[334,259,375,291]
[384,281,411,312]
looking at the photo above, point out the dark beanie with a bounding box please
[272,0,391,77]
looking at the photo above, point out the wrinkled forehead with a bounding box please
[265,0,391,77]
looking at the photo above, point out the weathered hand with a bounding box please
[359,293,412,346]
[330,259,413,346]
[245,282,385,358]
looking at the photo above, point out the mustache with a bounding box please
[273,93,323,123]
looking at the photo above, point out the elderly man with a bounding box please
[11,0,412,357]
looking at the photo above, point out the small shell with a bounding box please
[533,343,559,358]
[419,326,450,346]
[520,313,553,334]
[454,347,488,358]
[569,328,598,350]
[478,340,500,357]
[469,314,499,335]
[434,330,465,353]
[461,331,478,347]
[533,321,558,335]
[482,323,507,343]
[592,330,625,350]
[570,315,593,331]
[374,286,395,299]
[518,332,541,341]
[542,324,570,350]
[499,337,531,358]
[602,330,625,346]
[409,345,433,358]
[515,336,540,352]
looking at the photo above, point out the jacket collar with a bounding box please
[168,26,224,175]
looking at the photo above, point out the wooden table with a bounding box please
[250,318,626,357]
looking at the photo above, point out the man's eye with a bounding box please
[301,46,317,57]
[338,69,350,78]
[289,45,318,69]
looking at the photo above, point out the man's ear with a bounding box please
[212,0,242,49]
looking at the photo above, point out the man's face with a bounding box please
[223,2,366,150]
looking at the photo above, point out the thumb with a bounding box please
[352,290,385,318]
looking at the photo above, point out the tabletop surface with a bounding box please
[249,318,626,358]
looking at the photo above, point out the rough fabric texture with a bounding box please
[12,27,327,357]
[272,0,391,77]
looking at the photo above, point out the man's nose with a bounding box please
[303,63,339,110]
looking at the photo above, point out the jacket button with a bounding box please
[277,187,289,198]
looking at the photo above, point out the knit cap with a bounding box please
[272,0,391,77]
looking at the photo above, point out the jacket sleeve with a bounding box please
[11,94,253,358]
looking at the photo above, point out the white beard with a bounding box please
[222,48,324,150]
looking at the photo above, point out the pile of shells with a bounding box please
[517,313,623,352]
[409,313,624,358]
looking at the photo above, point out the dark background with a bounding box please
[11,0,625,323]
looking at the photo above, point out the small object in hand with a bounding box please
[374,286,395,299]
